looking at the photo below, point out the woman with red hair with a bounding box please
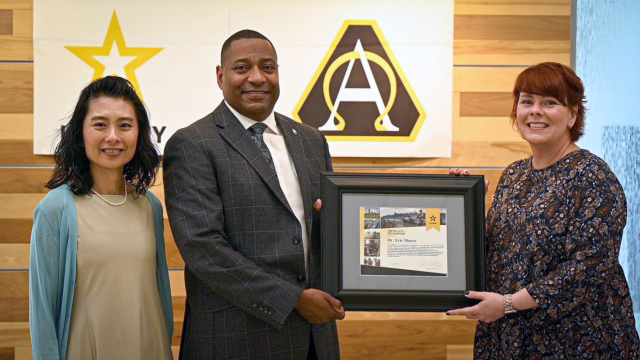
[448,62,639,358]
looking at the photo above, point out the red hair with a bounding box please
[511,62,586,142]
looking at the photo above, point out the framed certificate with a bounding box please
[320,173,486,312]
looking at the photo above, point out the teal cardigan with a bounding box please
[28,185,173,360]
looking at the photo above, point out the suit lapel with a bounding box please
[214,103,293,214]
[277,115,313,237]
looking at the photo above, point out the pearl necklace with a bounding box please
[91,180,128,206]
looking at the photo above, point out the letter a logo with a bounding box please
[294,20,426,142]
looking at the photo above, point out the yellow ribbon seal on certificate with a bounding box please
[426,209,441,231]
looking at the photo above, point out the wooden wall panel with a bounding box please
[0,35,31,60]
[453,67,526,145]
[454,117,521,143]
[0,323,30,347]
[332,141,530,168]
[166,238,185,269]
[454,39,570,66]
[455,3,569,16]
[0,2,31,61]
[0,220,31,243]
[342,344,445,360]
[0,10,11,35]
[459,92,512,117]
[11,10,30,36]
[457,0,568,5]
[0,0,571,358]
[454,67,523,92]
[0,168,48,193]
[338,312,477,360]
[0,1,31,10]
[0,297,28,323]
[0,114,32,140]
[0,64,32,113]
[455,15,569,40]
[0,347,15,360]
[0,273,28,322]
[0,244,28,270]
[446,345,474,360]
[0,194,40,219]
[0,141,52,164]
[14,347,32,360]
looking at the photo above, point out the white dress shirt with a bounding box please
[224,101,309,273]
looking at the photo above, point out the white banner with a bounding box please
[34,0,453,157]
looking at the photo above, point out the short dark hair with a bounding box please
[511,62,587,142]
[46,76,159,195]
[220,29,276,66]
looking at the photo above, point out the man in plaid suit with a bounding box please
[163,29,345,360]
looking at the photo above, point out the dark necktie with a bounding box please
[249,123,277,174]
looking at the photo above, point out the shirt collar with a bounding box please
[224,100,278,135]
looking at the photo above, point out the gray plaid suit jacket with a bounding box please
[163,102,340,360]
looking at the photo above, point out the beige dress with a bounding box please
[66,193,172,360]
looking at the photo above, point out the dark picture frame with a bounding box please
[321,173,486,312]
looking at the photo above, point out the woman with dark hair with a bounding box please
[448,62,639,358]
[29,76,173,359]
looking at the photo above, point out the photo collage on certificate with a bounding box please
[360,206,448,276]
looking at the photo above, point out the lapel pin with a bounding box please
[292,128,298,135]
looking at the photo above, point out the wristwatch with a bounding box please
[503,294,516,314]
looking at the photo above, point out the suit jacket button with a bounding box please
[297,274,306,283]
[292,236,301,245]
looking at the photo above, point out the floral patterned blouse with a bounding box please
[474,150,640,359]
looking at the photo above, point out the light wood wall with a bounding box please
[0,0,571,359]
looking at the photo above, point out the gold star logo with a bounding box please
[65,11,162,100]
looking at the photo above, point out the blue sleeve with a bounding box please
[148,191,174,341]
[29,203,62,360]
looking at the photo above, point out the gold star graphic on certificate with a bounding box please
[65,11,162,100]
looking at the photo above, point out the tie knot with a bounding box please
[250,123,268,136]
